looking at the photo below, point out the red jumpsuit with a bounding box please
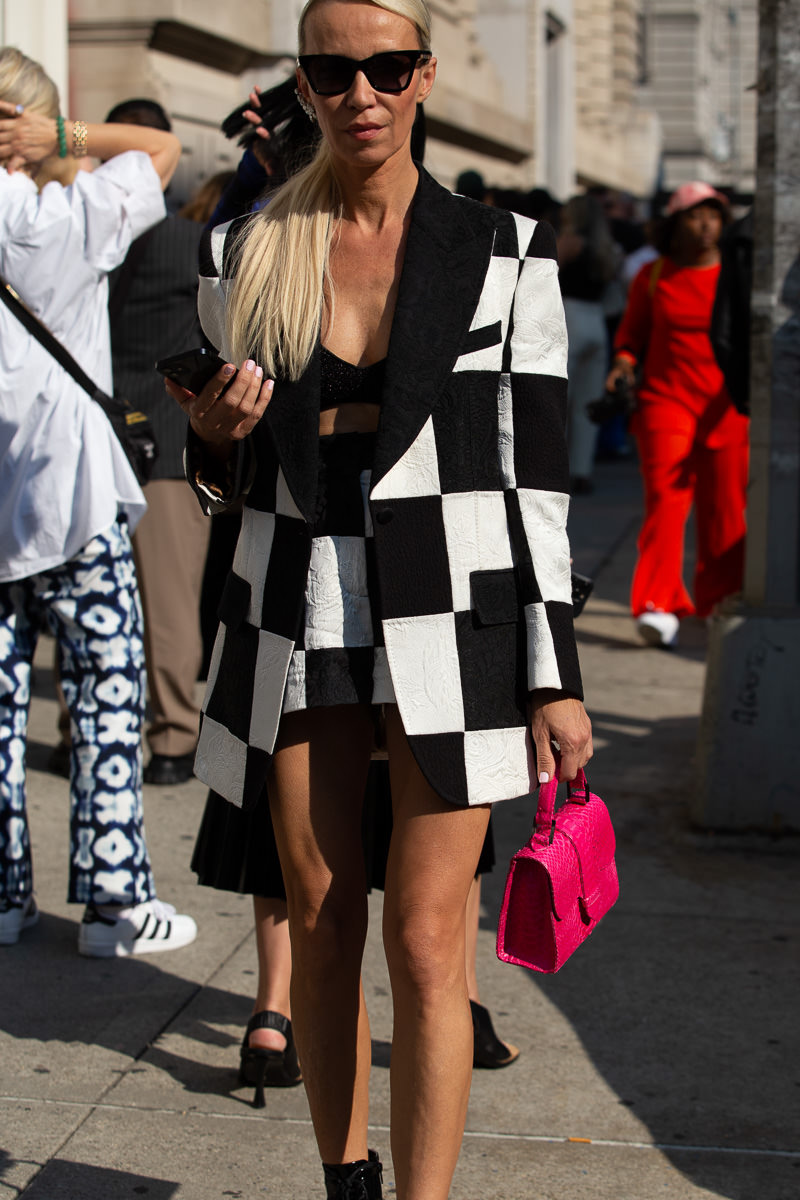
[615,257,749,619]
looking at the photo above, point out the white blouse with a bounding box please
[0,152,165,583]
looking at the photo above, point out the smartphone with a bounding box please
[155,347,228,395]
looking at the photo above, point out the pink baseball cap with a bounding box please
[665,181,728,216]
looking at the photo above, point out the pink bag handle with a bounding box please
[533,768,590,845]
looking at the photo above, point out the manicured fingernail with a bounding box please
[255,365,263,379]
[539,772,550,784]
[223,364,235,377]
[244,359,255,373]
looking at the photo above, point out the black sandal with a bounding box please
[239,1010,302,1108]
[471,1000,520,1069]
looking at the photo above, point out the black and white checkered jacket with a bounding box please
[191,168,582,811]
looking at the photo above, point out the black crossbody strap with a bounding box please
[0,271,124,414]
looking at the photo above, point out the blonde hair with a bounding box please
[0,47,59,117]
[226,0,432,379]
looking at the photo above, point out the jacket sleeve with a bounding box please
[503,218,583,700]
[184,220,255,514]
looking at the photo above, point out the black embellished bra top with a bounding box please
[320,345,387,411]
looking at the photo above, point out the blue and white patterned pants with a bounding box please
[0,520,155,906]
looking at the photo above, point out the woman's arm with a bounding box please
[505,217,593,782]
[606,261,656,389]
[0,103,180,189]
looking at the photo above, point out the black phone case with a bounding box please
[156,349,226,395]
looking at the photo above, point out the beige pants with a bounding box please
[132,479,210,757]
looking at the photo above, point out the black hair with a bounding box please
[221,77,318,183]
[455,170,485,202]
[105,98,172,132]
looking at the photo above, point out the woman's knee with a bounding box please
[384,905,465,998]
[287,884,368,967]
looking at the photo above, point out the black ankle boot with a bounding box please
[322,1149,383,1199]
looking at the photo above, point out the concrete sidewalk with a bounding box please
[2,459,798,1200]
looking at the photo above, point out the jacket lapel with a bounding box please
[371,168,496,491]
[263,341,321,524]
[261,169,495,519]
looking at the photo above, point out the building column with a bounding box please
[693,0,800,831]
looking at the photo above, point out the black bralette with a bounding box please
[319,345,387,411]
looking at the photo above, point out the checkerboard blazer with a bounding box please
[192,167,582,811]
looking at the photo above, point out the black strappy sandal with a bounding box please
[239,1010,302,1108]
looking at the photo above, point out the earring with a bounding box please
[295,88,317,123]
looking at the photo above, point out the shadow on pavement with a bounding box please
[482,708,800,1200]
[16,1160,180,1199]
[0,913,249,1060]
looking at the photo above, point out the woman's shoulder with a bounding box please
[200,212,255,282]
[418,170,556,264]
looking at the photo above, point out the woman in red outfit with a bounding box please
[607,182,749,648]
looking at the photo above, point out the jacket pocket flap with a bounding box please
[471,568,520,626]
[461,320,502,356]
[217,571,252,632]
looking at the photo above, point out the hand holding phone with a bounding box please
[160,350,274,452]
[155,348,228,396]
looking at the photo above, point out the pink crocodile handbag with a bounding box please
[496,770,618,973]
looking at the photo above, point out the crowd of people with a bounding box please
[458,166,749,650]
[1,1,750,1196]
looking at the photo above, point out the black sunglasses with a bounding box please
[297,50,432,96]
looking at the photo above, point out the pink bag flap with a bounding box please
[515,838,582,921]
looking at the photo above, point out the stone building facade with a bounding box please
[2,0,755,203]
[638,0,758,195]
[5,0,660,201]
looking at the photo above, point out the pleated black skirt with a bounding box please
[191,760,495,899]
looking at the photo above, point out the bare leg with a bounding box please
[465,874,520,1068]
[465,875,481,1004]
[268,704,374,1164]
[248,896,293,1053]
[383,705,491,1200]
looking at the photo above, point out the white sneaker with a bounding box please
[78,899,197,958]
[0,895,39,945]
[636,610,679,649]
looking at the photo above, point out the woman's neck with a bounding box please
[335,152,419,233]
[671,244,720,269]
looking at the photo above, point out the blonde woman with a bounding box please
[0,49,197,957]
[168,1,592,1196]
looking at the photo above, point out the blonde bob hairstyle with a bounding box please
[0,47,59,118]
[226,0,432,381]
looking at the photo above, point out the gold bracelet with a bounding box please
[71,119,88,158]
